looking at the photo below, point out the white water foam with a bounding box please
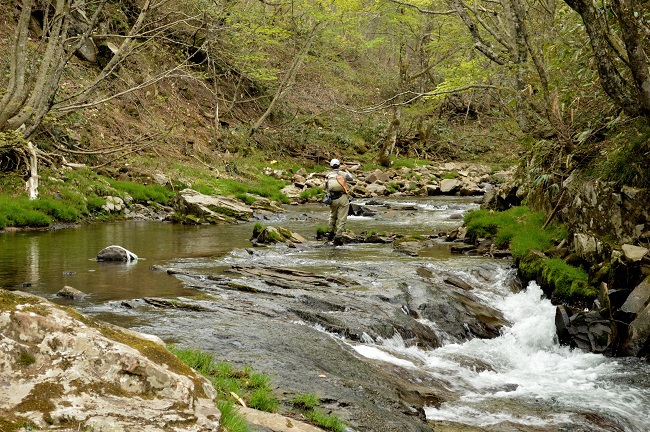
[352,282,650,431]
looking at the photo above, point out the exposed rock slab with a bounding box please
[0,289,220,431]
[172,188,253,224]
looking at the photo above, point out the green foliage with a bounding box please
[216,177,289,204]
[316,226,329,238]
[216,400,248,432]
[249,387,279,412]
[170,346,279,412]
[300,187,323,200]
[441,172,458,180]
[29,198,79,222]
[465,206,593,300]
[304,408,346,432]
[464,206,565,258]
[542,258,595,299]
[291,393,320,410]
[597,122,650,188]
[106,179,175,204]
[0,197,53,227]
[17,351,36,367]
[235,193,257,205]
[290,393,346,432]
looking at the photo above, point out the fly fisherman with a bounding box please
[325,158,354,245]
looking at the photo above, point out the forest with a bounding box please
[0,0,648,189]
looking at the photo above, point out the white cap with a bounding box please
[330,158,340,167]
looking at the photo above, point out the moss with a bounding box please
[0,417,39,432]
[17,351,36,367]
[62,308,209,398]
[0,290,41,311]
[14,382,62,417]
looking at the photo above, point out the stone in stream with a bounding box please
[56,285,88,300]
[96,245,138,262]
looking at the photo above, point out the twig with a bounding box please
[543,190,566,229]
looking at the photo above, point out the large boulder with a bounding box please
[172,189,253,224]
[555,305,617,354]
[439,179,463,194]
[619,277,650,357]
[620,304,650,357]
[0,289,220,431]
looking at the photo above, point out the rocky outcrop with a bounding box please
[171,188,254,224]
[487,169,649,357]
[0,289,220,431]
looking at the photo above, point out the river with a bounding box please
[1,195,648,432]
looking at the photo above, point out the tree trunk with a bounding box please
[564,0,646,117]
[25,142,39,200]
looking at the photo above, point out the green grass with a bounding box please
[169,346,278,411]
[464,206,566,258]
[542,258,594,299]
[304,408,346,432]
[217,400,249,432]
[290,394,346,432]
[300,187,323,200]
[106,179,176,204]
[211,177,289,204]
[463,206,595,300]
[441,171,458,179]
[291,393,320,410]
[170,346,346,432]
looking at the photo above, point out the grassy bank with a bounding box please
[170,346,346,432]
[0,157,296,229]
[464,206,597,302]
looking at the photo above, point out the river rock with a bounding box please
[619,303,650,357]
[366,183,388,196]
[172,188,253,223]
[0,289,220,431]
[251,225,306,245]
[622,244,649,262]
[620,277,650,315]
[280,184,304,200]
[97,245,138,262]
[425,183,441,195]
[249,195,285,213]
[101,195,125,212]
[555,305,616,354]
[56,285,87,299]
[440,179,462,194]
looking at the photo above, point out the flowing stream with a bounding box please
[1,195,648,431]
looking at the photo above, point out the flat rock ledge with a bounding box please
[0,289,221,431]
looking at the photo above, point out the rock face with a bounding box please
[484,167,649,357]
[172,188,254,224]
[0,289,220,431]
